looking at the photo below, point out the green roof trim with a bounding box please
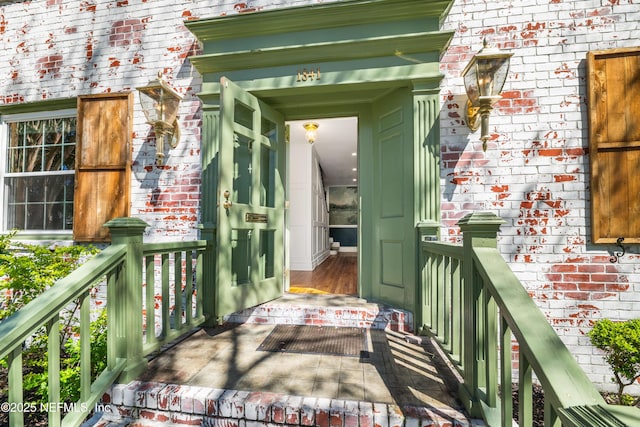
[186,0,455,41]
[189,30,454,74]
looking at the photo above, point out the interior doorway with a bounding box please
[286,117,359,295]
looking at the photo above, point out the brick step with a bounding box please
[84,382,478,427]
[222,296,413,333]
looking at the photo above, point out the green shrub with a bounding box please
[0,234,104,405]
[588,318,640,406]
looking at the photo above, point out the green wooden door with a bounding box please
[365,87,416,311]
[216,77,286,317]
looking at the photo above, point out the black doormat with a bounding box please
[258,325,365,357]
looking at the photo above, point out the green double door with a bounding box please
[362,87,416,311]
[215,78,286,317]
[213,79,416,318]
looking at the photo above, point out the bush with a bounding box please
[0,234,104,405]
[589,318,640,406]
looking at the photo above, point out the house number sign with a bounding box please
[296,67,321,82]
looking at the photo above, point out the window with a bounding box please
[2,110,76,232]
[587,47,640,244]
[1,93,132,241]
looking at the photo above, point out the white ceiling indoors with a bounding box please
[287,117,358,187]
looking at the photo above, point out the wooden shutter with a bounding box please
[74,93,132,242]
[587,47,640,244]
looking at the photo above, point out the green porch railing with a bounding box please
[419,212,640,427]
[0,217,213,427]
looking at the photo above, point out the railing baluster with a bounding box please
[80,291,91,402]
[196,248,204,320]
[485,294,498,407]
[47,315,61,427]
[500,317,513,427]
[106,267,118,371]
[174,251,183,332]
[161,253,170,337]
[544,399,561,427]
[442,255,451,348]
[8,346,24,427]
[451,257,462,364]
[185,250,194,325]
[518,353,533,426]
[145,255,156,347]
[435,253,444,341]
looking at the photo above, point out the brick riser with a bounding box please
[223,302,414,333]
[92,381,476,427]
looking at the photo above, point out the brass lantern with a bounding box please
[137,72,182,164]
[462,40,513,151]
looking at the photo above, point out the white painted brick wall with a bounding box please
[441,0,640,393]
[0,0,638,393]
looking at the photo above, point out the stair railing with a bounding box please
[0,217,213,427]
[419,212,640,427]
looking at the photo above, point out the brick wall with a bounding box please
[440,0,640,393]
[0,0,638,392]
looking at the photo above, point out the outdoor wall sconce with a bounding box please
[303,122,319,144]
[137,72,182,165]
[462,40,513,151]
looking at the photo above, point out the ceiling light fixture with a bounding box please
[303,122,319,144]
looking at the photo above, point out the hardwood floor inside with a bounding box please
[289,253,358,295]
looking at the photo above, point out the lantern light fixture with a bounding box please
[303,122,319,144]
[137,72,182,164]
[462,39,513,151]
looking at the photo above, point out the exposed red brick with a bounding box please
[553,174,576,182]
[553,282,577,290]
[539,148,563,156]
[607,283,630,292]
[79,1,97,12]
[36,55,63,79]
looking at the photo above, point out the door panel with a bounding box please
[216,77,285,318]
[368,88,415,311]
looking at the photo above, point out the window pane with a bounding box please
[234,100,253,129]
[5,174,74,231]
[62,118,76,171]
[260,143,276,208]
[260,229,275,280]
[4,116,76,231]
[25,121,44,173]
[6,117,76,173]
[7,123,24,173]
[233,133,252,205]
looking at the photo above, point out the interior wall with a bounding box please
[289,138,330,271]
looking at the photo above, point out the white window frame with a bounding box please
[0,108,77,237]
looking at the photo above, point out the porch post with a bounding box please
[457,211,505,417]
[105,217,149,382]
[412,82,441,231]
[412,82,442,330]
[199,98,221,326]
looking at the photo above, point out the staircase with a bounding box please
[84,295,480,427]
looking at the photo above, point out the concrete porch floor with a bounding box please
[92,294,479,426]
[137,323,460,409]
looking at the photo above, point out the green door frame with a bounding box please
[188,0,453,323]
